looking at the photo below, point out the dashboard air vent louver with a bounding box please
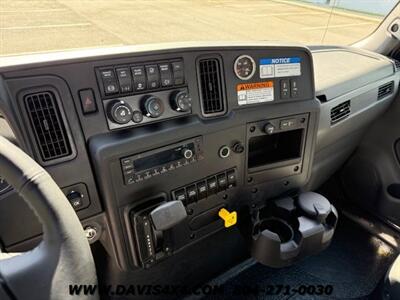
[24,91,72,162]
[377,81,394,100]
[330,100,351,125]
[197,57,226,117]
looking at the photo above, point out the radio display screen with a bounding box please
[134,143,194,172]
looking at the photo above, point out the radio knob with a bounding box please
[264,123,275,135]
[108,100,133,124]
[182,148,193,159]
[142,96,164,118]
[171,91,192,112]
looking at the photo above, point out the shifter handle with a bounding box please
[150,200,187,231]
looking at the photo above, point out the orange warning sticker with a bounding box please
[236,81,274,91]
[236,81,274,106]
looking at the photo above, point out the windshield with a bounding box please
[0,0,398,57]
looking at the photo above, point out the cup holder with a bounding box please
[255,218,294,243]
[247,193,338,268]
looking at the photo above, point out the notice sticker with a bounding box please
[237,81,274,106]
[260,57,301,78]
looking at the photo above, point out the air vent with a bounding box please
[378,81,394,100]
[197,57,226,117]
[24,91,72,162]
[331,100,351,125]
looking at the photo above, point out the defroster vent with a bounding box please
[24,91,73,162]
[331,100,351,125]
[197,57,226,117]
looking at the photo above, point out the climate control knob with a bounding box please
[108,100,133,124]
[171,91,192,112]
[142,96,164,118]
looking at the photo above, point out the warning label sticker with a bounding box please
[259,57,301,79]
[237,81,274,106]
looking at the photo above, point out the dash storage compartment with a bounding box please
[248,192,338,268]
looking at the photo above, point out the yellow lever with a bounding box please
[218,208,237,228]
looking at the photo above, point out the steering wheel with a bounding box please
[0,136,98,300]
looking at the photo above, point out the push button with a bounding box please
[124,168,134,176]
[186,185,197,203]
[104,80,119,95]
[132,110,144,123]
[67,191,84,210]
[197,181,207,199]
[207,177,218,194]
[227,170,236,188]
[172,61,185,85]
[280,118,296,129]
[172,61,184,73]
[116,67,133,93]
[79,89,97,114]
[290,79,299,97]
[100,69,119,95]
[131,66,146,91]
[126,176,135,185]
[217,173,227,191]
[174,189,187,203]
[146,65,160,89]
[280,79,290,99]
[159,63,173,87]
[121,157,133,166]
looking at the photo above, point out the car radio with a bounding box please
[121,136,204,185]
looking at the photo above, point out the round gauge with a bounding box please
[0,176,11,194]
[234,55,256,80]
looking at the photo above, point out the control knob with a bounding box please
[171,91,192,112]
[263,123,275,135]
[108,100,133,124]
[142,96,164,118]
[182,148,193,159]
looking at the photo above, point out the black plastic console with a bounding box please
[245,192,338,268]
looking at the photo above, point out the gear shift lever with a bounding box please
[150,200,187,231]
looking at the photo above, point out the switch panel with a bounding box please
[171,168,237,206]
[96,59,185,99]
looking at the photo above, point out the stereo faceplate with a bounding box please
[120,136,204,185]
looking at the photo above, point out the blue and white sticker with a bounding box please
[259,57,301,78]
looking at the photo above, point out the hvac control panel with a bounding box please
[96,59,192,130]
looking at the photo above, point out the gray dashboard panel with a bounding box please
[0,43,317,265]
[0,41,399,283]
[307,47,399,190]
[313,48,395,100]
